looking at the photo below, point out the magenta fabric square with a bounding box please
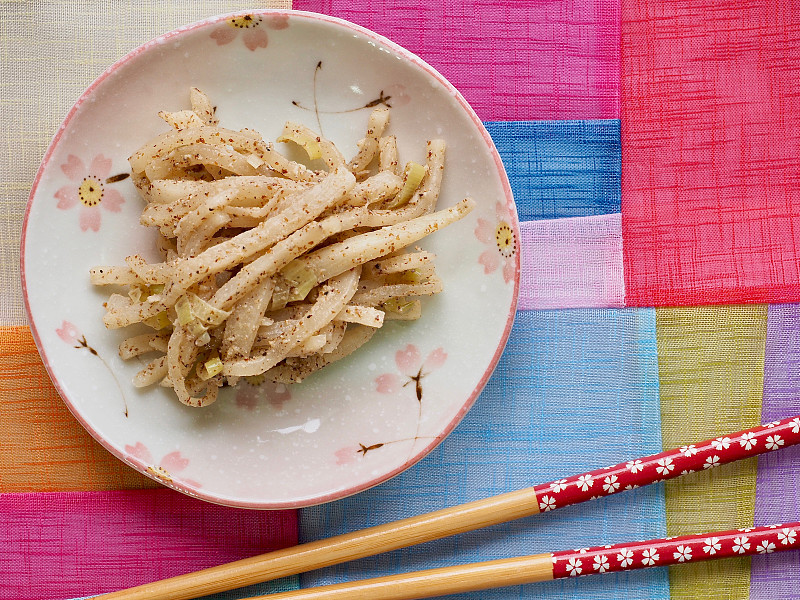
[0,490,297,600]
[293,0,620,120]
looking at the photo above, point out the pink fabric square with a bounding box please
[0,489,297,599]
[294,0,620,120]
[519,213,625,309]
[622,0,800,305]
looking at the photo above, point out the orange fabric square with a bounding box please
[0,326,155,491]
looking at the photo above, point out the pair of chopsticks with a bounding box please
[97,414,800,600]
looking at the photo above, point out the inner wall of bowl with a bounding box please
[24,13,515,507]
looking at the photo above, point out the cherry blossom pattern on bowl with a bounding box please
[21,10,518,508]
[125,442,202,489]
[210,13,289,51]
[333,344,448,463]
[475,201,517,284]
[55,154,128,232]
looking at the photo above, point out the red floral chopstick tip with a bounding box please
[533,415,800,513]
[551,522,800,578]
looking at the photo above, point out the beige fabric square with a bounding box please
[0,0,290,325]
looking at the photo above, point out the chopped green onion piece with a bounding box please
[401,269,425,284]
[175,296,194,325]
[200,356,224,380]
[383,297,418,314]
[277,126,322,160]
[281,259,315,285]
[386,162,426,209]
[270,281,290,310]
[143,311,171,330]
[281,260,318,302]
[287,278,316,302]
[187,319,207,339]
[188,293,230,325]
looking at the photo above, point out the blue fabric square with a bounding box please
[486,120,621,221]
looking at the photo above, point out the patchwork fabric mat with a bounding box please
[2,1,799,599]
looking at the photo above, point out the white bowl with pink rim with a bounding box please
[21,10,519,508]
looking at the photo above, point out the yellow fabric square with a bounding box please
[656,305,767,600]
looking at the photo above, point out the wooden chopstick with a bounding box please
[95,414,800,600]
[235,521,800,600]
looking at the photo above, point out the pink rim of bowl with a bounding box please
[20,9,520,509]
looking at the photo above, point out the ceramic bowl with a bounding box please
[21,10,519,508]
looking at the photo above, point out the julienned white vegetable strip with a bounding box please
[348,106,390,173]
[180,211,231,257]
[363,251,435,278]
[142,167,354,284]
[346,171,403,206]
[336,305,384,328]
[292,198,475,284]
[266,325,377,384]
[134,355,168,388]
[221,279,275,362]
[208,198,467,311]
[378,136,399,175]
[223,268,361,377]
[189,87,218,126]
[93,90,475,405]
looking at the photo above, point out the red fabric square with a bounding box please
[622,0,800,305]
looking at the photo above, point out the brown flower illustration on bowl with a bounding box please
[56,320,128,416]
[375,344,447,402]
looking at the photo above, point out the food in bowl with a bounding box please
[90,88,474,407]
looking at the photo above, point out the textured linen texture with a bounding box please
[655,306,767,600]
[485,120,621,221]
[294,0,621,121]
[622,0,800,306]
[0,490,297,600]
[0,0,290,326]
[750,304,800,599]
[518,214,624,309]
[301,308,669,600]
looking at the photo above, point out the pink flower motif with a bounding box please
[334,445,359,466]
[375,344,447,401]
[383,84,412,108]
[56,320,82,346]
[396,345,422,375]
[125,442,201,488]
[55,153,125,232]
[375,373,399,394]
[236,378,292,410]
[55,320,128,415]
[210,14,289,51]
[475,201,517,284]
[267,14,290,30]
